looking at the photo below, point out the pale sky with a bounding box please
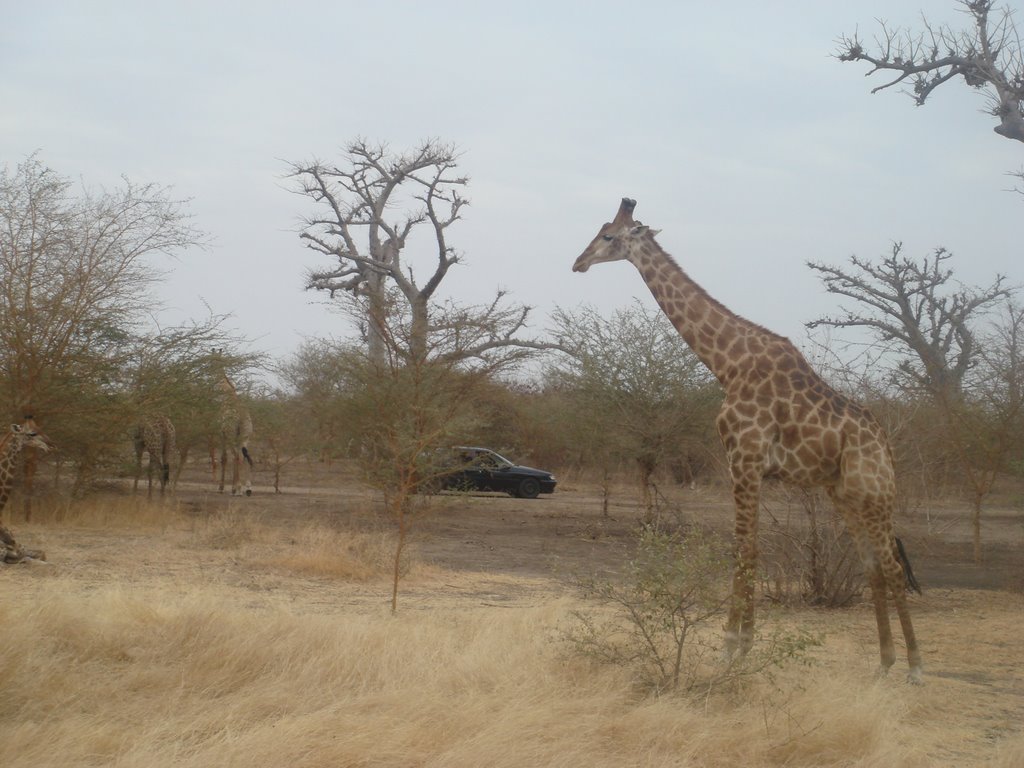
[2,1,1020,369]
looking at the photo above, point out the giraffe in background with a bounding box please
[573,198,922,682]
[132,415,176,499]
[0,417,53,563]
[217,371,253,496]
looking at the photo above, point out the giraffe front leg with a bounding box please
[219,445,228,493]
[241,445,253,496]
[724,476,761,663]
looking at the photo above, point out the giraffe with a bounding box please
[132,415,176,499]
[217,371,253,496]
[573,198,922,682]
[0,416,53,563]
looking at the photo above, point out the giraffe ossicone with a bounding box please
[574,198,923,682]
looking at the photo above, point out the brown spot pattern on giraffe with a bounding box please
[573,200,922,679]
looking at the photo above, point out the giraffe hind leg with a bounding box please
[882,538,923,682]
[863,526,922,682]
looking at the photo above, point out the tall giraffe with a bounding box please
[573,198,922,682]
[0,417,53,563]
[217,371,253,496]
[132,415,176,499]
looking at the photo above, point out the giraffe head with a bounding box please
[9,416,53,454]
[572,197,661,273]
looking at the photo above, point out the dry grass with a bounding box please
[267,522,401,580]
[0,583,949,768]
[0,478,1021,766]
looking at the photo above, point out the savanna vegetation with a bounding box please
[3,4,1024,757]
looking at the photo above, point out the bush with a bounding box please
[564,525,818,695]
[761,489,865,608]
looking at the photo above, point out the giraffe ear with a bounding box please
[631,225,661,237]
[11,424,23,433]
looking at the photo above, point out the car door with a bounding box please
[444,450,486,491]
[464,451,498,491]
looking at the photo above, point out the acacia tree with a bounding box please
[328,288,541,612]
[289,138,551,364]
[837,1,1024,144]
[807,244,1017,560]
[0,155,205,502]
[129,329,258,488]
[277,338,355,463]
[548,302,720,518]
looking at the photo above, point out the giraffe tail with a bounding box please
[895,537,922,595]
[242,446,253,467]
[161,463,170,483]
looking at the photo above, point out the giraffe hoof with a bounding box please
[245,489,252,496]
[907,667,924,686]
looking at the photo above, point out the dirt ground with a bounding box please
[162,460,1024,592]
[2,458,1023,766]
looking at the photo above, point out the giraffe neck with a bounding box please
[629,240,779,385]
[0,431,22,512]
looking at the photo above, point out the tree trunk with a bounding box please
[174,444,190,489]
[601,465,611,518]
[971,491,984,564]
[409,295,429,365]
[365,272,388,365]
[391,493,409,614]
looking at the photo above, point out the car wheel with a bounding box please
[516,478,540,499]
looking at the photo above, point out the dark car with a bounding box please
[433,446,556,499]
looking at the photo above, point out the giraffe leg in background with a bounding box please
[724,465,762,662]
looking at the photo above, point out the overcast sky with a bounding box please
[2,1,1020,369]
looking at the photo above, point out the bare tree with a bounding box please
[836,1,1024,143]
[807,245,1018,560]
[290,139,556,365]
[807,244,1010,402]
[290,140,450,359]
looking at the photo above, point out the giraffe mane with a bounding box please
[658,248,790,344]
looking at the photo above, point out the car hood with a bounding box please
[502,464,553,478]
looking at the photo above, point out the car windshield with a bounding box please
[481,450,513,468]
[456,448,513,469]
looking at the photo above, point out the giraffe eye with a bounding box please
[602,235,613,242]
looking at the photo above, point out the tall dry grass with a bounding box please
[9,491,184,529]
[2,488,1018,766]
[7,493,403,583]
[0,581,944,768]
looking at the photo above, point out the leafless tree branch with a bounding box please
[836,1,1024,142]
